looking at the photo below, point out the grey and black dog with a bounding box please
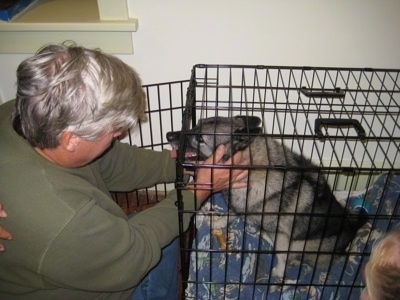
[167,115,368,279]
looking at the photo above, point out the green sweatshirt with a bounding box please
[0,100,195,299]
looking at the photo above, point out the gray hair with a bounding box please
[12,41,147,149]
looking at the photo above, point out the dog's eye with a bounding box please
[195,134,205,143]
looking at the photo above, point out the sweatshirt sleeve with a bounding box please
[97,141,177,192]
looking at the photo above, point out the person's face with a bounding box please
[72,130,122,167]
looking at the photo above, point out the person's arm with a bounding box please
[0,203,13,252]
[99,140,248,197]
[97,141,177,191]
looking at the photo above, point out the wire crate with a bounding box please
[174,65,400,299]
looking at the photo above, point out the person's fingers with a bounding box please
[206,144,225,164]
[0,203,7,218]
[230,181,248,189]
[0,226,12,241]
[0,203,12,244]
[229,150,244,165]
[233,169,249,182]
[222,150,249,183]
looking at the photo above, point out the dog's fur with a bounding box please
[167,115,368,279]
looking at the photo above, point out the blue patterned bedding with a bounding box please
[185,172,400,299]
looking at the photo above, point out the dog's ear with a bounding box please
[232,127,262,151]
[231,116,262,151]
[233,115,262,130]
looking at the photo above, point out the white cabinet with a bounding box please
[0,0,137,54]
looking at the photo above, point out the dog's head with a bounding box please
[167,115,262,161]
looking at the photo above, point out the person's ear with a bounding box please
[60,131,80,152]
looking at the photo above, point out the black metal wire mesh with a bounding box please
[175,65,400,299]
[110,80,188,214]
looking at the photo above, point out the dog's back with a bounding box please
[233,135,366,241]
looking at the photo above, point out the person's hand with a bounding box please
[187,145,249,203]
[0,203,12,252]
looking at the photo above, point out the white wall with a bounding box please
[1,0,400,102]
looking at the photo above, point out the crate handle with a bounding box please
[315,118,366,140]
[300,87,345,98]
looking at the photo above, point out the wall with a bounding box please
[1,0,400,102]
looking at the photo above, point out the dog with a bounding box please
[167,115,368,280]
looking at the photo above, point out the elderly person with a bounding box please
[0,42,248,299]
